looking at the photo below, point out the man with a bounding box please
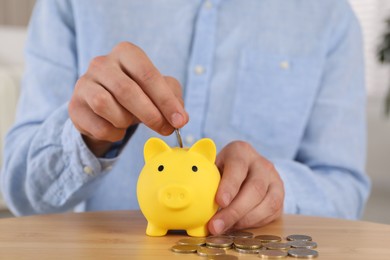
[1,0,370,235]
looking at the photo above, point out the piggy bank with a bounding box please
[137,137,220,237]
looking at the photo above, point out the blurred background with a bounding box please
[0,0,389,223]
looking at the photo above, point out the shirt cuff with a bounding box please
[65,119,117,174]
[42,119,118,207]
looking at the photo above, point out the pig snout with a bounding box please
[158,185,191,210]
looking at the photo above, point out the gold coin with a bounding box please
[171,244,198,253]
[286,234,312,241]
[234,246,261,254]
[258,249,288,259]
[264,242,291,250]
[254,235,282,243]
[289,241,317,249]
[197,246,226,256]
[224,230,253,238]
[206,236,233,248]
[177,237,206,246]
[208,255,239,260]
[288,248,318,258]
[233,238,262,249]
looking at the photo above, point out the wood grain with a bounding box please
[0,211,389,260]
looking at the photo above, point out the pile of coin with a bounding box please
[171,231,319,258]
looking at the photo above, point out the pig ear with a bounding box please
[189,138,216,163]
[144,138,171,162]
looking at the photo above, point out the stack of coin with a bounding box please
[255,234,282,243]
[288,248,319,258]
[197,246,226,257]
[286,234,319,258]
[170,232,319,258]
[288,241,317,249]
[264,242,291,251]
[205,236,234,249]
[233,237,263,254]
[224,230,253,239]
[171,244,198,254]
[258,249,288,259]
[176,237,206,246]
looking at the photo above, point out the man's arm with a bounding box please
[208,0,369,234]
[1,0,188,216]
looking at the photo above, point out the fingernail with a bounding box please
[222,193,231,207]
[171,112,184,127]
[213,219,225,234]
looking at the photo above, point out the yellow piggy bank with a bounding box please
[137,137,220,237]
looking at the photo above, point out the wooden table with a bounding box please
[0,211,389,259]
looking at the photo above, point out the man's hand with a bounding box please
[208,141,285,234]
[69,42,188,156]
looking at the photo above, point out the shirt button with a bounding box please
[204,0,213,9]
[280,61,290,70]
[194,65,205,75]
[185,135,195,146]
[83,166,94,175]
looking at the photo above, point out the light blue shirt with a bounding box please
[1,0,370,219]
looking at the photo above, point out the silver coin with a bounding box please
[264,242,291,250]
[258,249,288,259]
[170,244,198,253]
[197,246,226,256]
[177,237,206,246]
[286,234,312,241]
[288,248,318,258]
[234,246,261,254]
[206,236,233,248]
[289,241,317,249]
[224,230,253,238]
[175,128,183,148]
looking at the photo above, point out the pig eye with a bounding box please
[158,165,164,172]
[192,165,198,172]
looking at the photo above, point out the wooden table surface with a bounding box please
[0,210,389,260]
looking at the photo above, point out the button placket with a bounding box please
[182,0,220,143]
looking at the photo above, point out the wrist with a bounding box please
[82,135,113,157]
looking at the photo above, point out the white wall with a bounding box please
[349,0,390,223]
[0,0,35,26]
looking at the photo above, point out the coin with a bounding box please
[206,236,233,248]
[258,249,288,259]
[177,237,206,246]
[170,244,198,253]
[254,235,282,243]
[197,246,226,256]
[208,255,239,260]
[288,248,318,258]
[233,238,263,249]
[175,128,183,148]
[234,246,261,254]
[264,242,291,250]
[289,241,317,249]
[286,235,312,241]
[224,230,253,238]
